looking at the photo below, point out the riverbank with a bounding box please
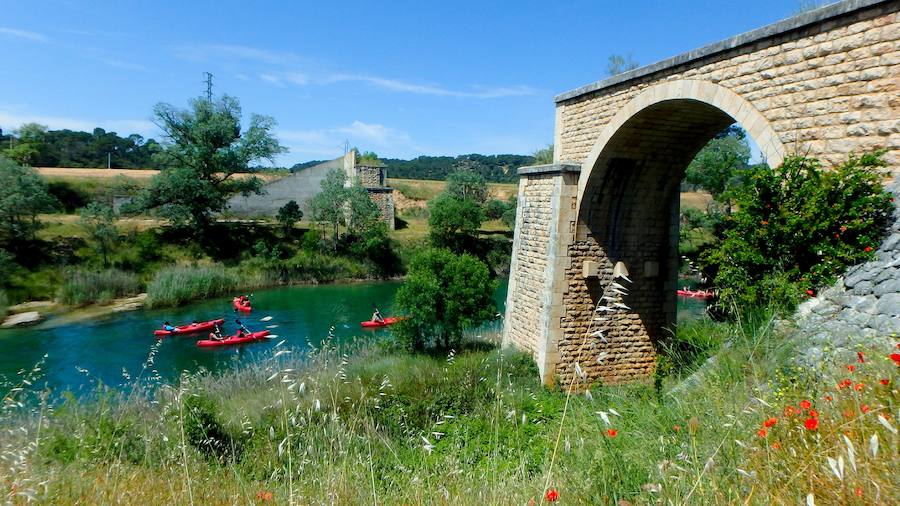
[3,314,896,504]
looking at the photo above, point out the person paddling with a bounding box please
[163,321,176,332]
[235,318,251,337]
[211,323,225,341]
[371,304,385,324]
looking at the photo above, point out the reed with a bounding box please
[58,268,141,306]
[145,265,246,308]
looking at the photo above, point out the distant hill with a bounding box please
[288,160,329,172]
[291,154,535,183]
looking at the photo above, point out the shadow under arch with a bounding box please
[564,80,786,383]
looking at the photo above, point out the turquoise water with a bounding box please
[0,279,704,395]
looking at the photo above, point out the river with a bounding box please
[0,280,706,395]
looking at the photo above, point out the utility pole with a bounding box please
[203,72,214,102]
[108,152,111,169]
[341,139,350,155]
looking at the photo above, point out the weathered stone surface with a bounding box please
[505,0,900,386]
[1,311,43,328]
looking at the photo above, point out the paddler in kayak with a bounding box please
[235,319,251,337]
[371,304,385,324]
[210,323,225,341]
[162,321,177,332]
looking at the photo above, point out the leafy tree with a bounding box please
[428,193,484,247]
[0,157,58,250]
[395,248,497,351]
[79,203,119,267]
[0,249,16,288]
[702,152,893,316]
[130,95,285,233]
[2,123,48,165]
[607,54,639,76]
[309,169,381,249]
[380,154,532,183]
[310,169,349,249]
[276,200,303,234]
[685,126,751,208]
[532,144,554,164]
[446,169,488,204]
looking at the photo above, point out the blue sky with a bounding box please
[0,0,809,166]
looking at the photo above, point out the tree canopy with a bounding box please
[0,157,58,252]
[129,95,286,232]
[684,125,752,204]
[0,124,162,168]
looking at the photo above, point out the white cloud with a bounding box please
[95,57,147,71]
[279,120,419,161]
[323,74,537,98]
[262,71,537,99]
[173,43,297,65]
[0,110,158,138]
[0,27,49,43]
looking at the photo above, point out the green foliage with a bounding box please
[300,229,322,251]
[0,157,59,251]
[446,169,488,204]
[0,249,15,288]
[178,394,244,461]
[79,203,118,267]
[46,180,91,213]
[309,169,382,249]
[678,207,720,257]
[428,193,484,247]
[145,265,242,308]
[130,95,286,232]
[532,144,554,165]
[606,53,639,75]
[394,248,497,351]
[241,250,370,284]
[703,152,893,315]
[58,268,141,306]
[684,125,751,202]
[275,200,303,234]
[1,124,162,168]
[382,154,533,182]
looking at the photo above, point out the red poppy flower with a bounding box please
[841,379,852,388]
[864,246,872,252]
[757,428,768,437]
[799,400,811,410]
[880,379,890,386]
[804,417,819,430]
[255,491,273,501]
[861,405,870,414]
[825,395,833,402]
[763,417,777,428]
[808,409,819,419]
[857,351,865,363]
[855,383,864,391]
[784,405,797,417]
[771,441,781,449]
[806,289,814,296]
[606,429,618,437]
[855,487,863,498]
[847,364,855,372]
[673,425,681,432]
[890,353,900,366]
[843,409,854,419]
[545,488,559,502]
[760,220,769,225]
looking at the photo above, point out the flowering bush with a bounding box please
[703,151,893,316]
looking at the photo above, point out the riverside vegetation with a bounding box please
[1,314,897,503]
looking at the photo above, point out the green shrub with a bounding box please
[58,268,141,305]
[145,265,241,308]
[703,152,893,315]
[428,193,484,248]
[300,229,322,252]
[395,248,497,351]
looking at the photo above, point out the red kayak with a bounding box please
[360,317,404,328]
[154,318,225,337]
[232,296,252,313]
[196,330,270,347]
[676,289,715,299]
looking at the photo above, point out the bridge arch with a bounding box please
[576,79,786,211]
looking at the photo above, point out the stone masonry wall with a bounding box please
[794,177,900,362]
[367,189,395,230]
[503,174,557,359]
[556,2,900,174]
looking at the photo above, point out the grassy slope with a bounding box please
[3,318,897,504]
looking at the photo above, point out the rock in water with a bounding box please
[1,311,44,328]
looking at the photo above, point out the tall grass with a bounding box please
[2,317,897,504]
[145,265,247,308]
[58,268,141,306]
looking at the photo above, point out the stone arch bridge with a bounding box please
[502,0,900,386]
